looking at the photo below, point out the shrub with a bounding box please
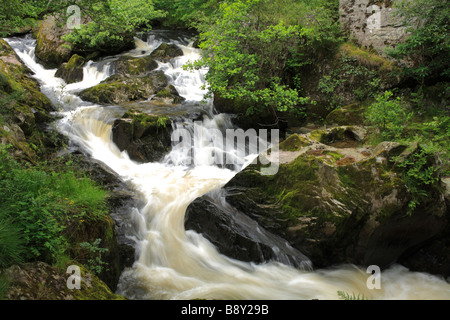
[365,91,412,140]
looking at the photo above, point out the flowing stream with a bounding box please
[5,31,450,300]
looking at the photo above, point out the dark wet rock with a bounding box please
[152,85,186,105]
[185,193,312,270]
[111,108,172,163]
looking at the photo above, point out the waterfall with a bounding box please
[4,32,450,301]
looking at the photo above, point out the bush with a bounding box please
[0,145,109,263]
[188,0,341,120]
[365,91,412,140]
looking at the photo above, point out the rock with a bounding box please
[152,85,186,105]
[34,14,137,68]
[79,55,187,105]
[55,54,86,84]
[79,70,168,105]
[325,103,365,126]
[0,39,56,161]
[150,43,184,62]
[113,55,159,77]
[213,92,278,131]
[339,0,408,56]
[5,262,126,300]
[185,193,312,269]
[34,15,73,69]
[212,132,447,270]
[111,109,172,163]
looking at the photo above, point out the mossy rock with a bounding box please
[150,43,184,62]
[213,92,278,131]
[153,85,186,105]
[111,108,172,163]
[0,39,58,161]
[55,54,86,84]
[279,134,311,151]
[114,55,158,77]
[4,261,126,300]
[217,140,447,269]
[79,70,168,105]
[325,103,365,126]
[309,127,363,148]
[34,15,72,69]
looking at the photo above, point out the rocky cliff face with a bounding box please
[340,0,408,55]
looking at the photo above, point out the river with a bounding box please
[5,31,450,300]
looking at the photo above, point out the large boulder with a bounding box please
[111,109,173,163]
[185,193,312,269]
[113,55,159,77]
[150,43,184,62]
[79,71,168,105]
[55,54,86,84]
[79,55,185,105]
[189,127,448,272]
[34,15,73,69]
[4,262,126,300]
[34,14,136,69]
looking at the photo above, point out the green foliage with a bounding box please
[79,238,109,275]
[62,0,166,52]
[389,0,450,84]
[153,0,221,26]
[0,217,25,269]
[393,145,441,214]
[365,91,412,140]
[337,290,368,300]
[0,145,109,264]
[0,273,10,299]
[188,0,341,119]
[0,0,72,36]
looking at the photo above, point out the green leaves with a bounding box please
[389,0,450,83]
[365,91,412,140]
[393,145,441,214]
[62,0,166,52]
[0,145,109,264]
[190,0,327,118]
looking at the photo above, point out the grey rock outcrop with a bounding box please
[339,0,408,55]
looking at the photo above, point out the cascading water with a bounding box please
[5,32,450,300]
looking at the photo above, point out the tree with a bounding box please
[365,91,412,139]
[62,0,166,53]
[188,0,341,122]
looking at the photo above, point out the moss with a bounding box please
[325,103,365,126]
[323,150,345,162]
[279,134,310,151]
[309,129,327,142]
[340,42,395,73]
[116,56,158,76]
[68,263,126,300]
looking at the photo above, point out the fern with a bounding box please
[337,290,368,300]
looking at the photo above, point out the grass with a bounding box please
[340,42,395,72]
[0,144,109,265]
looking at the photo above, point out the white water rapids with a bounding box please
[5,32,450,300]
